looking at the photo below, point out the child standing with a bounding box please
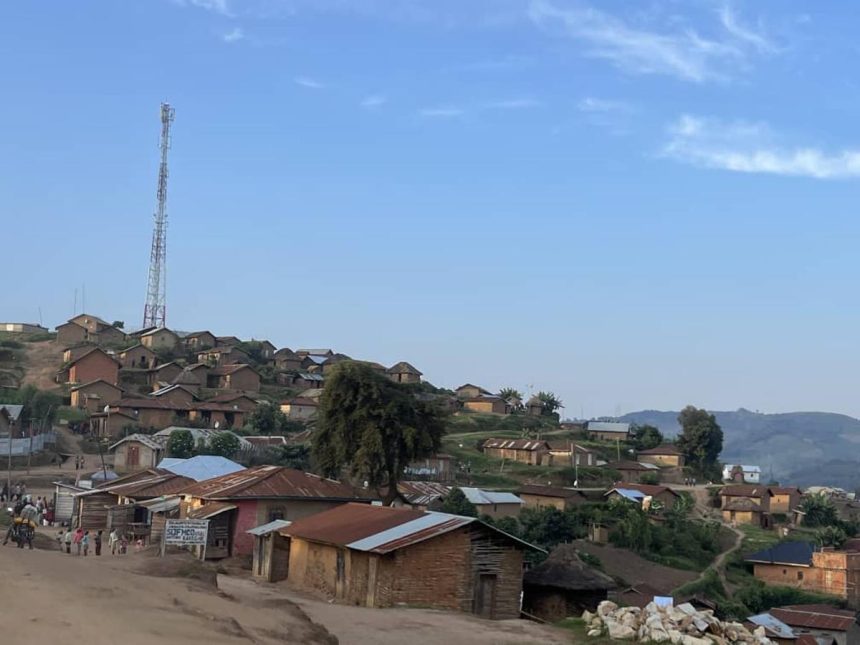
[81,530,90,556]
[94,530,103,556]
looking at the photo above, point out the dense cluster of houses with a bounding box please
[49,313,425,437]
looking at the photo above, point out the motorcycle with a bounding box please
[5,508,34,549]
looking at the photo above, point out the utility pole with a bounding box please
[143,102,175,329]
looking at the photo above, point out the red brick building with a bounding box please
[64,347,120,386]
[179,466,371,557]
[282,503,540,618]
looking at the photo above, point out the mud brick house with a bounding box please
[1,322,47,334]
[278,371,324,390]
[517,485,590,511]
[137,327,180,352]
[0,404,23,438]
[216,336,242,347]
[206,392,258,412]
[56,314,125,346]
[149,362,184,387]
[463,394,508,415]
[248,519,293,582]
[586,421,631,442]
[386,361,422,384]
[273,348,303,371]
[69,379,123,413]
[179,466,371,558]
[117,344,156,369]
[172,363,209,390]
[187,401,248,429]
[605,483,680,510]
[207,364,261,393]
[522,544,615,622]
[746,542,860,609]
[637,444,685,468]
[61,347,120,386]
[256,340,276,360]
[151,383,197,407]
[720,485,773,512]
[182,331,216,351]
[603,460,658,483]
[481,438,550,465]
[547,441,596,467]
[281,503,541,618]
[110,434,168,473]
[197,346,251,367]
[279,397,318,420]
[722,497,767,527]
[460,487,523,519]
[768,487,803,515]
[455,383,493,399]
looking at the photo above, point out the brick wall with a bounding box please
[232,500,260,555]
[520,494,566,511]
[70,352,118,385]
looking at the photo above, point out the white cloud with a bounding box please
[484,98,541,110]
[419,107,464,118]
[663,115,860,179]
[222,27,244,43]
[718,4,776,53]
[294,76,325,90]
[360,94,387,109]
[187,0,231,16]
[577,97,630,113]
[528,0,774,83]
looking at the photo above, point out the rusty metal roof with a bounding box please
[187,502,237,519]
[396,481,451,506]
[281,503,542,554]
[769,607,857,632]
[179,465,369,501]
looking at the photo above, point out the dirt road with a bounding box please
[0,539,568,645]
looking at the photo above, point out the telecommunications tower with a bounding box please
[142,102,175,329]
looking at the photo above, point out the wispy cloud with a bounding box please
[484,98,541,110]
[360,94,387,109]
[663,115,860,179]
[718,4,776,53]
[419,107,465,118]
[294,76,325,90]
[577,97,631,113]
[182,0,232,17]
[528,0,774,83]
[222,27,244,43]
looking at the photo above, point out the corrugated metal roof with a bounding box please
[136,495,181,513]
[612,488,646,502]
[482,438,549,451]
[397,481,451,506]
[587,421,630,433]
[769,607,856,632]
[0,404,24,421]
[745,542,816,566]
[157,456,244,482]
[459,487,523,506]
[246,519,292,536]
[179,465,369,501]
[517,485,587,500]
[187,502,236,519]
[348,512,474,554]
[748,613,796,639]
[109,433,166,452]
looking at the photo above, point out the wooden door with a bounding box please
[127,445,139,467]
[474,574,497,618]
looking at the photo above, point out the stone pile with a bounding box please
[581,601,774,644]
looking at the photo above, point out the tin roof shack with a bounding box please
[481,438,550,466]
[746,543,860,608]
[110,434,167,473]
[603,460,657,484]
[282,503,541,619]
[546,441,596,467]
[605,483,680,511]
[403,453,455,483]
[248,519,293,582]
[394,481,452,510]
[459,488,523,519]
[587,421,631,442]
[723,497,767,528]
[53,481,86,526]
[522,544,616,622]
[179,465,372,557]
[517,484,590,511]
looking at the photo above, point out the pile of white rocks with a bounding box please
[581,600,775,645]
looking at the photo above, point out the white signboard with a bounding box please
[164,519,209,546]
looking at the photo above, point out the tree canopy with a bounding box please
[166,429,195,458]
[247,403,294,435]
[631,423,664,451]
[536,391,563,417]
[676,406,723,473]
[440,488,478,517]
[207,432,241,459]
[312,361,446,499]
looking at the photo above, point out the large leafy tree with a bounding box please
[799,494,840,528]
[248,404,290,435]
[208,432,241,459]
[676,406,723,471]
[167,429,195,458]
[313,361,446,501]
[536,391,563,417]
[631,423,664,451]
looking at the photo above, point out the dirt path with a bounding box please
[19,340,64,390]
[219,576,571,645]
[0,543,336,644]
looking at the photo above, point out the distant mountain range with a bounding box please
[619,408,860,490]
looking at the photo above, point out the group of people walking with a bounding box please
[57,528,128,556]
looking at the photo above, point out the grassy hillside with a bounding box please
[621,408,860,488]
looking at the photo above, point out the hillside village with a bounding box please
[2,317,860,644]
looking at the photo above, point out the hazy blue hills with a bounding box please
[619,408,860,489]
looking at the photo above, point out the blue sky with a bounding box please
[3,1,860,417]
